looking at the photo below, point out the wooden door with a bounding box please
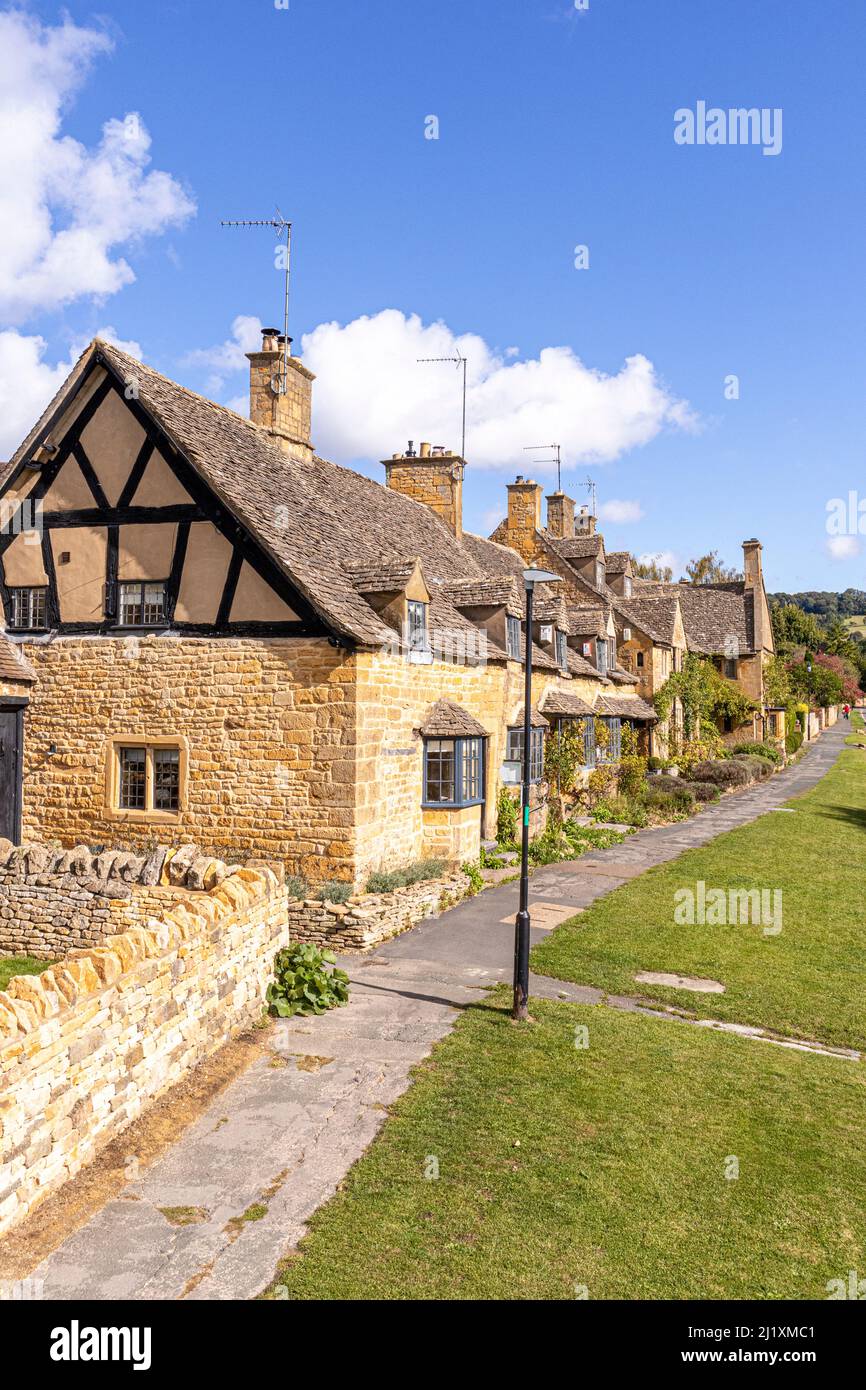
[0,705,23,844]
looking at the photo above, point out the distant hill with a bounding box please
[768,588,866,617]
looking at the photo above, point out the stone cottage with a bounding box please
[0,331,635,885]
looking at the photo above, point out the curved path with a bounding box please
[22,723,850,1301]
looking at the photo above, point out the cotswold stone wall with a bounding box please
[353,649,594,881]
[0,838,238,959]
[19,636,357,884]
[0,862,289,1239]
[287,869,472,951]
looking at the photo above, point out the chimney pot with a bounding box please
[419,441,431,457]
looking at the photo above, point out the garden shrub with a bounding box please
[587,765,616,804]
[690,758,753,787]
[786,729,804,754]
[682,780,720,803]
[365,858,446,893]
[267,943,349,1018]
[618,754,648,799]
[496,788,519,846]
[731,741,782,765]
[312,881,353,904]
[731,754,773,780]
[286,875,308,900]
[645,786,694,816]
[605,795,649,828]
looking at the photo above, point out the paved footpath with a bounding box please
[27,723,850,1300]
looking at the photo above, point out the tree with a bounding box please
[787,658,845,708]
[771,604,824,655]
[631,554,673,582]
[682,551,743,584]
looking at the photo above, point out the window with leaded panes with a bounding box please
[117,743,182,814]
[505,727,544,783]
[556,628,568,670]
[118,581,166,627]
[406,599,429,653]
[9,586,47,630]
[506,615,521,659]
[119,747,147,810]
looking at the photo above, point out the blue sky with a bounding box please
[3,0,866,591]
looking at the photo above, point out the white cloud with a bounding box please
[637,549,677,574]
[826,536,861,560]
[183,315,263,393]
[599,498,643,524]
[0,325,145,459]
[296,309,696,470]
[0,11,194,322]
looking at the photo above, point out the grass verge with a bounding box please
[269,992,866,1300]
[530,748,866,1050]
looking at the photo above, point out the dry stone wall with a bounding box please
[0,861,289,1239]
[0,838,236,959]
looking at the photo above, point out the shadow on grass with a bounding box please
[811,803,866,831]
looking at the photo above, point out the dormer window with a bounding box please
[118,581,166,627]
[506,614,521,660]
[623,576,632,598]
[406,599,430,656]
[556,629,568,671]
[596,639,609,675]
[595,561,605,588]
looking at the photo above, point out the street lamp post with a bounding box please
[513,566,562,1021]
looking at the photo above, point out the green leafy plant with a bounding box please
[617,754,648,799]
[285,875,309,900]
[461,860,485,894]
[544,721,583,794]
[266,943,349,1018]
[496,787,519,846]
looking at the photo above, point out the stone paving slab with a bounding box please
[24,723,849,1300]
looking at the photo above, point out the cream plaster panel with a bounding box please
[80,391,146,505]
[118,524,178,581]
[230,561,298,623]
[175,523,233,624]
[40,459,96,511]
[131,450,194,507]
[51,527,107,622]
[2,533,48,586]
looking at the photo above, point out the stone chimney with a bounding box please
[247,328,315,461]
[383,442,465,537]
[742,538,763,588]
[502,477,543,561]
[546,490,575,539]
[575,505,596,537]
[742,538,766,652]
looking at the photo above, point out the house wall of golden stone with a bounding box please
[18,636,357,883]
[353,649,589,880]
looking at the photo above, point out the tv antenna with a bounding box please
[220,212,292,393]
[584,475,597,517]
[524,443,562,491]
[416,351,468,461]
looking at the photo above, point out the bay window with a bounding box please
[423,736,484,807]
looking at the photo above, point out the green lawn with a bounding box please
[271,993,866,1300]
[0,957,51,992]
[530,748,866,1050]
